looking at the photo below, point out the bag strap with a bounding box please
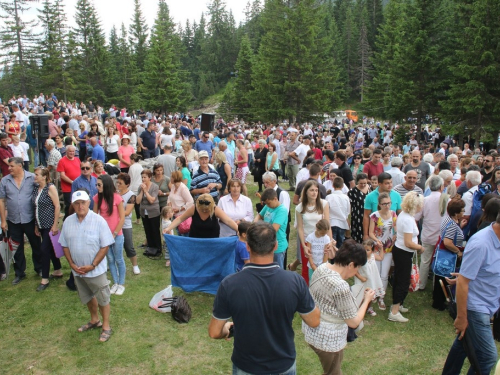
[438,220,454,248]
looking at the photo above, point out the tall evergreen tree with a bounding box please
[38,0,69,100]
[0,0,41,94]
[440,0,500,143]
[356,8,372,102]
[252,0,340,122]
[129,0,149,73]
[143,0,189,113]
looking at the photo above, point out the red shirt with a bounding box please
[313,148,323,160]
[0,145,14,177]
[56,156,81,192]
[363,161,384,180]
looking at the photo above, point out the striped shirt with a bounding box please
[59,210,115,278]
[190,167,222,200]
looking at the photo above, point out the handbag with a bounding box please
[149,285,173,313]
[272,168,282,177]
[431,221,458,278]
[409,253,420,292]
[160,296,192,323]
[178,217,192,234]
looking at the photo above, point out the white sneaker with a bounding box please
[115,285,125,295]
[133,266,141,275]
[110,284,119,294]
[399,305,409,313]
[388,311,409,323]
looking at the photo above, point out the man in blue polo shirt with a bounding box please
[363,172,402,240]
[90,137,105,163]
[442,215,500,375]
[209,222,320,375]
[194,131,214,159]
[139,121,157,159]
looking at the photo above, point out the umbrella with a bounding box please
[0,230,13,279]
[440,280,483,375]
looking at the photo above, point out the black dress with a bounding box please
[253,147,268,191]
[348,187,368,243]
[189,208,220,238]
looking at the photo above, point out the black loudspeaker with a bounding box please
[30,115,50,138]
[200,113,215,132]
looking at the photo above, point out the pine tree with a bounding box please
[440,0,500,143]
[356,9,372,102]
[0,0,41,95]
[365,0,383,50]
[252,0,340,122]
[38,0,69,100]
[73,0,111,102]
[129,0,149,73]
[143,0,189,113]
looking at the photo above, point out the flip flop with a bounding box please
[78,321,102,332]
[99,329,112,342]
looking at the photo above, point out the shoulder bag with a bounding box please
[431,221,458,278]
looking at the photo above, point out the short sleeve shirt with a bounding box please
[395,211,419,252]
[57,157,81,193]
[93,193,124,235]
[259,204,289,253]
[364,188,402,213]
[305,233,330,269]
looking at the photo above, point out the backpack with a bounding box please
[463,182,491,239]
[160,297,192,323]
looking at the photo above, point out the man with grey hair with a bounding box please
[415,175,445,290]
[69,114,80,136]
[387,157,405,187]
[218,140,234,168]
[447,154,461,180]
[423,153,435,174]
[463,171,482,220]
[45,138,61,176]
[0,157,42,285]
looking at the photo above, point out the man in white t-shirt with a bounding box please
[290,135,311,166]
[463,171,482,220]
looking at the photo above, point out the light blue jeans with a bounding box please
[233,361,296,375]
[106,234,126,285]
[274,251,285,269]
[442,309,498,375]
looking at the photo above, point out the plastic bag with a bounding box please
[409,253,420,292]
[149,285,173,313]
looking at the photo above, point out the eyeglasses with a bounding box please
[198,199,211,206]
[81,166,91,170]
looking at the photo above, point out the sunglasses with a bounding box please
[81,166,91,170]
[198,199,211,206]
[96,183,103,187]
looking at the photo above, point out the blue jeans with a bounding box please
[106,235,126,285]
[331,227,345,249]
[233,361,296,375]
[442,309,498,375]
[274,251,285,269]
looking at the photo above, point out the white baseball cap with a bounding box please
[71,190,90,203]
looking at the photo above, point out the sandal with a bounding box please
[99,329,112,342]
[78,321,102,332]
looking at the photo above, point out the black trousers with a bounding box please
[63,192,72,219]
[7,219,42,277]
[40,228,62,279]
[143,215,162,253]
[392,245,413,306]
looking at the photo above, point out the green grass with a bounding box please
[0,180,498,374]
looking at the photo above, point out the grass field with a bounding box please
[0,179,498,375]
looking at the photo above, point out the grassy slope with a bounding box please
[0,179,498,375]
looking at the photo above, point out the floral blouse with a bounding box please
[370,210,397,253]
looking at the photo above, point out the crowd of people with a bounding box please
[0,98,499,373]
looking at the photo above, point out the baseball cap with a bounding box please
[198,150,209,158]
[71,190,90,203]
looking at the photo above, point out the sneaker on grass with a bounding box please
[388,311,408,323]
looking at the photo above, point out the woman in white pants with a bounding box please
[368,192,397,310]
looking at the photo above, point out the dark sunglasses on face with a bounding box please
[81,166,91,170]
[198,199,211,206]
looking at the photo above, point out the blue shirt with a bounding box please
[91,144,105,162]
[193,128,200,140]
[364,188,402,213]
[259,204,288,253]
[460,224,500,316]
[235,240,249,271]
[71,175,98,209]
[194,139,214,158]
[59,210,115,278]
[140,129,156,150]
[190,167,222,200]
[0,171,36,224]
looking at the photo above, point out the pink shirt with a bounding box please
[414,191,444,245]
[93,193,124,235]
[118,145,134,168]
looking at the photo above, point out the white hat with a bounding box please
[288,128,299,133]
[122,134,130,140]
[198,150,209,158]
[71,190,90,203]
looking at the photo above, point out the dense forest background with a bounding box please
[0,0,499,140]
